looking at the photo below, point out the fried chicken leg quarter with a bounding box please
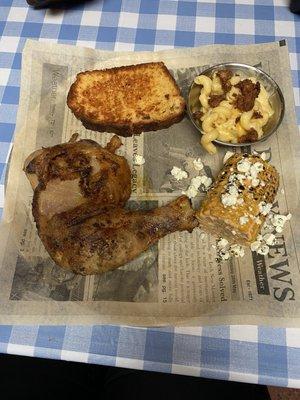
[24,135,197,275]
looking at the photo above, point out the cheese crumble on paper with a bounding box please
[171,166,188,181]
[133,154,145,166]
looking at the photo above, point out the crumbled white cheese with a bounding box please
[190,176,203,190]
[263,233,276,246]
[259,201,272,216]
[250,212,291,256]
[257,244,269,256]
[232,230,236,235]
[221,193,237,207]
[251,178,260,187]
[228,174,235,183]
[219,250,230,260]
[272,214,286,225]
[237,159,251,173]
[272,213,291,224]
[270,213,292,233]
[236,174,246,184]
[221,179,244,207]
[182,185,198,199]
[252,162,263,172]
[249,166,258,179]
[133,154,145,165]
[200,176,212,189]
[248,163,263,186]
[230,244,245,258]
[215,238,245,261]
[171,166,188,180]
[240,216,249,225]
[261,152,267,161]
[250,241,261,252]
[214,238,244,261]
[228,185,239,196]
[260,181,266,187]
[185,175,212,197]
[217,238,229,248]
[223,151,234,164]
[253,216,262,225]
[253,151,267,161]
[181,168,212,199]
[257,234,263,242]
[193,158,204,171]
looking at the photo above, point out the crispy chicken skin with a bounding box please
[24,135,197,275]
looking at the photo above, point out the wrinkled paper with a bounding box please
[0,39,299,326]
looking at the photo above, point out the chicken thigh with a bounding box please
[24,135,197,275]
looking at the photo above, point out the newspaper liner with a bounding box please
[0,39,299,326]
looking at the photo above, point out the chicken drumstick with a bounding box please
[24,135,197,275]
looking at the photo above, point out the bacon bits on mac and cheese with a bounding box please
[193,69,274,154]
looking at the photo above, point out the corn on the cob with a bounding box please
[196,153,279,245]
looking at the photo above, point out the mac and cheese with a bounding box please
[193,69,274,154]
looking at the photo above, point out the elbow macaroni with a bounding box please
[194,75,212,110]
[201,129,219,154]
[193,71,274,153]
[256,85,274,117]
[211,73,223,94]
[202,112,219,132]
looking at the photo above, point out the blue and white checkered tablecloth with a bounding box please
[1,0,300,388]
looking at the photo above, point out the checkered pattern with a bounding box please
[0,0,300,387]
[0,324,300,387]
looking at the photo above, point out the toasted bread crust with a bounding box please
[80,111,185,136]
[67,62,186,137]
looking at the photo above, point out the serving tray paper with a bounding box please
[0,39,299,326]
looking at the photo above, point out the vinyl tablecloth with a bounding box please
[0,0,300,388]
